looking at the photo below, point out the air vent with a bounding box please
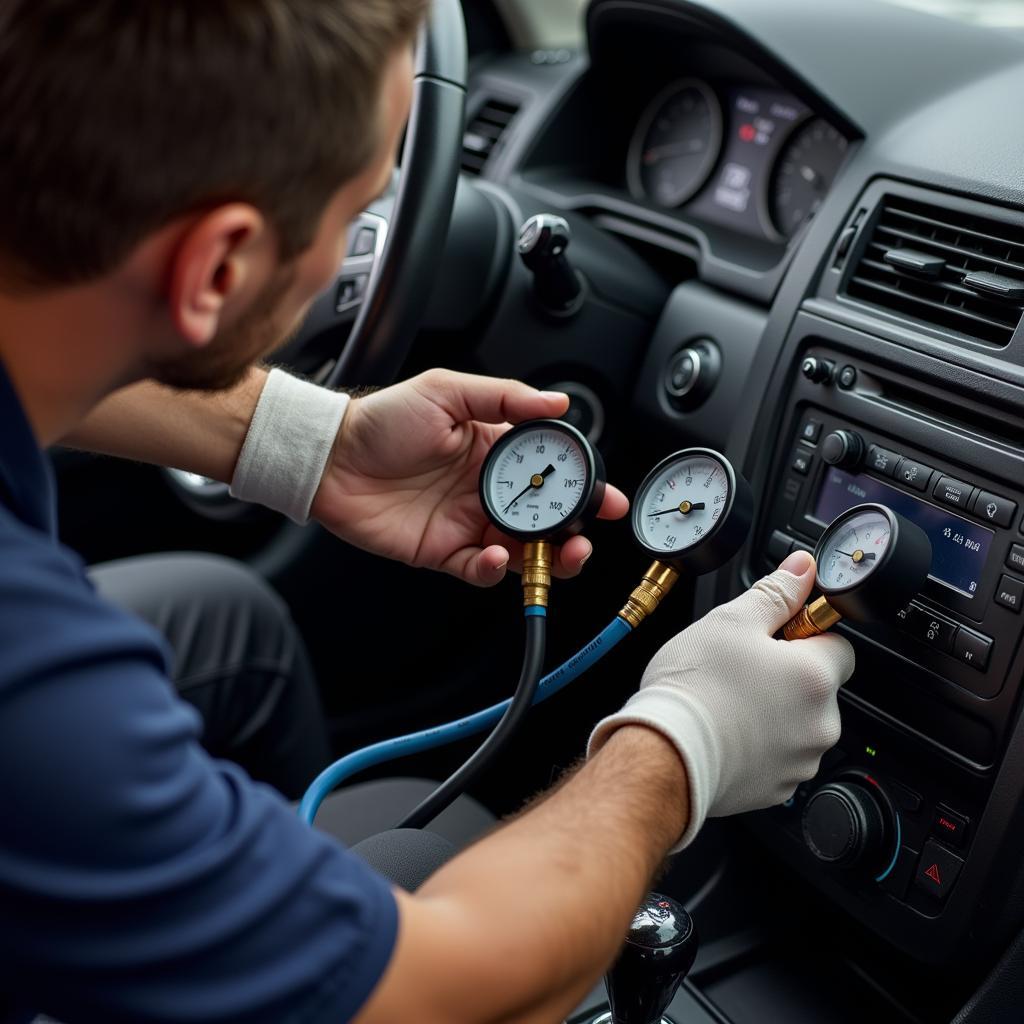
[845,196,1024,346]
[461,98,520,176]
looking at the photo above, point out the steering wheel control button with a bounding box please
[791,446,813,476]
[971,489,1016,528]
[995,574,1023,612]
[800,417,823,444]
[801,356,834,385]
[914,840,964,901]
[821,429,864,470]
[953,627,993,671]
[335,274,368,313]
[895,457,933,492]
[866,444,900,478]
[837,364,858,389]
[1007,543,1024,573]
[934,476,976,512]
[931,806,970,849]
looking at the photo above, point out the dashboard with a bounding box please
[448,0,1024,1019]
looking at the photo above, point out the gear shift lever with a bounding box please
[597,892,698,1024]
[517,213,586,318]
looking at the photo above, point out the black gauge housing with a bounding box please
[479,418,606,543]
[632,447,753,574]
[814,503,932,621]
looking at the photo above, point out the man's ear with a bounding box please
[167,204,271,347]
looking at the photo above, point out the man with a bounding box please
[0,3,854,1022]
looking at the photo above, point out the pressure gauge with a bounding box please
[479,419,606,542]
[814,503,932,621]
[632,448,752,574]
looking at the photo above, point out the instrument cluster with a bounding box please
[626,79,849,242]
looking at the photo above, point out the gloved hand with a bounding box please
[588,549,855,851]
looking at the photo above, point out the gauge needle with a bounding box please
[836,549,876,563]
[648,500,706,517]
[503,464,555,513]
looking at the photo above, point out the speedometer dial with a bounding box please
[627,79,722,209]
[769,118,848,237]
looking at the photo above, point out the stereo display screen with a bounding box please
[813,468,994,599]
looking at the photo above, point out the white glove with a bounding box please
[589,550,855,851]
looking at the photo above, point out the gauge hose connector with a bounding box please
[522,540,553,608]
[783,595,842,640]
[618,560,681,628]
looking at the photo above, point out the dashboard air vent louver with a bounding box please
[461,98,520,176]
[846,196,1024,346]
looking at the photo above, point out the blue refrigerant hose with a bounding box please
[298,614,632,826]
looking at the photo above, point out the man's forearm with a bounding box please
[60,367,268,482]
[360,725,689,1024]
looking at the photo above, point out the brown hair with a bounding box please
[0,0,427,289]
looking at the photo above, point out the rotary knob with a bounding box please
[802,781,886,870]
[820,429,865,470]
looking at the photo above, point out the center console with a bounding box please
[733,181,1024,967]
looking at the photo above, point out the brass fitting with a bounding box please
[783,595,842,640]
[618,561,681,628]
[522,540,553,607]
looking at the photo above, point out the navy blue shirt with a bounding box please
[0,361,397,1022]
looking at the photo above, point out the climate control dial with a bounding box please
[802,780,887,871]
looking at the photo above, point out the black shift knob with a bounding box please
[604,893,698,1024]
[517,213,585,317]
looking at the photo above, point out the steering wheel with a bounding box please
[166,0,467,513]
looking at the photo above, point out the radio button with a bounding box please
[934,476,976,511]
[895,458,933,492]
[1007,543,1024,574]
[953,628,993,671]
[995,574,1023,613]
[866,444,900,478]
[791,446,813,476]
[972,490,1017,528]
[800,417,823,444]
[907,603,957,653]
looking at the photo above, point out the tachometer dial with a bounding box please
[627,79,722,209]
[769,118,848,238]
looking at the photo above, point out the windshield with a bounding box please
[879,0,1024,26]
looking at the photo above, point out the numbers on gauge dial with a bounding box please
[638,455,729,554]
[818,511,891,591]
[486,428,588,534]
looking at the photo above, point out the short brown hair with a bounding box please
[0,0,427,289]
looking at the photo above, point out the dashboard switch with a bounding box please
[1007,543,1024,574]
[995,574,1023,613]
[931,806,969,849]
[800,417,823,444]
[953,627,993,671]
[895,458,933,492]
[801,357,834,384]
[791,446,813,476]
[934,476,975,512]
[866,445,900,478]
[972,490,1017,528]
[907,603,957,654]
[914,840,963,901]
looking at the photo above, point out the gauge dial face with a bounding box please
[769,118,848,237]
[482,424,591,537]
[627,79,722,209]
[817,507,893,594]
[634,453,731,557]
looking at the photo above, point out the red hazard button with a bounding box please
[914,839,964,901]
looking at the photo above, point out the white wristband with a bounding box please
[229,369,350,524]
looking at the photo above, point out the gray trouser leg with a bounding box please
[89,552,331,799]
